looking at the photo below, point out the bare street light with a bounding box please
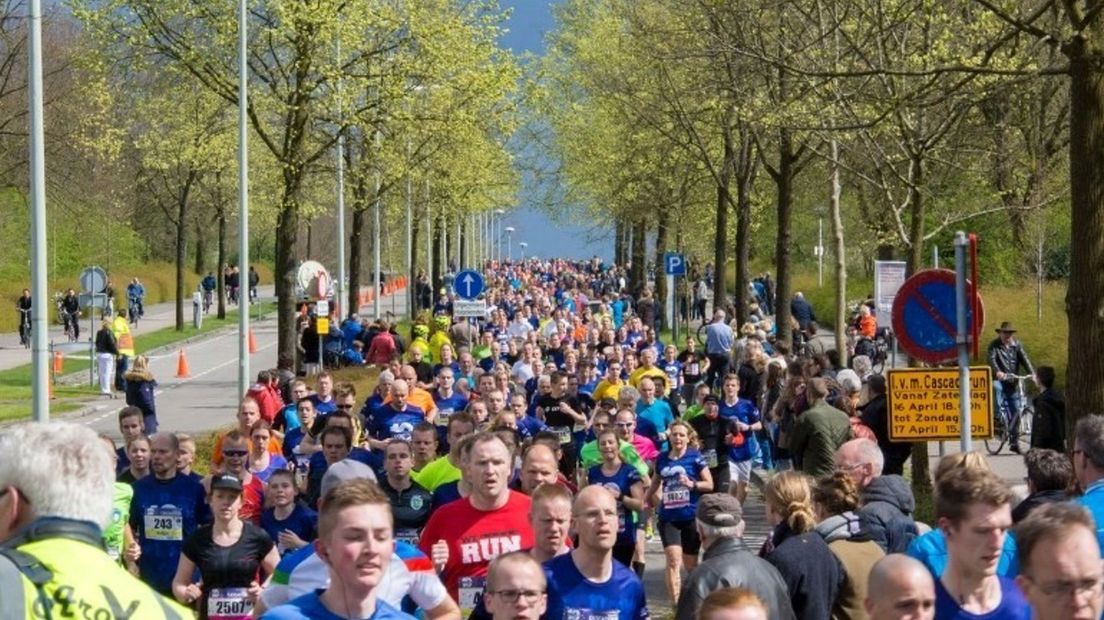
[519,241,528,260]
[504,226,515,262]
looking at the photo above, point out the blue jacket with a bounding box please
[906,528,1019,578]
[1078,480,1104,552]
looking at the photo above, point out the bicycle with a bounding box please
[984,374,1034,455]
[128,296,141,327]
[63,310,80,342]
[17,308,31,349]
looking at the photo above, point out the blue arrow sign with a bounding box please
[454,269,485,300]
[664,252,686,276]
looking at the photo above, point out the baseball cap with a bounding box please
[697,493,743,527]
[320,459,378,498]
[702,395,719,405]
[210,473,243,494]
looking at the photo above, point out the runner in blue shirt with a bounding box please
[432,368,468,446]
[717,373,761,505]
[543,486,650,620]
[586,429,645,568]
[260,479,418,620]
[368,380,427,446]
[130,432,210,595]
[647,420,713,605]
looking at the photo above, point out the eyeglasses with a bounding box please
[223,450,248,457]
[1025,575,1104,598]
[615,422,633,428]
[487,590,544,604]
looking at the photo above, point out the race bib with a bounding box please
[144,509,183,541]
[396,527,420,546]
[703,449,719,469]
[208,587,252,620]
[551,426,573,445]
[458,576,487,618]
[662,484,690,510]
[688,362,700,375]
[436,410,453,427]
[564,608,620,620]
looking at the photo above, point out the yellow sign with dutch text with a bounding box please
[316,317,329,334]
[887,367,992,441]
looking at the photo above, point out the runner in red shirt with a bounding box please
[419,433,534,616]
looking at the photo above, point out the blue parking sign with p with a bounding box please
[664,252,686,276]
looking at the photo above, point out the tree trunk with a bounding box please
[193,218,206,275]
[175,211,187,331]
[654,209,669,328]
[630,218,647,294]
[217,206,226,320]
[903,149,932,491]
[773,127,796,348]
[615,220,626,265]
[713,129,733,314]
[349,207,365,315]
[305,218,314,259]
[1066,36,1104,440]
[734,130,754,327]
[830,139,847,366]
[275,181,302,373]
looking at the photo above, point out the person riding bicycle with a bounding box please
[987,321,1035,452]
[127,277,145,322]
[60,288,80,338]
[16,289,31,337]
[201,272,217,311]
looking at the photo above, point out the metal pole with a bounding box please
[405,136,413,321]
[373,124,382,320]
[335,35,346,319]
[442,213,448,274]
[455,218,462,269]
[237,0,250,397]
[28,0,48,419]
[954,231,972,452]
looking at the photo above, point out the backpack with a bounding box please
[0,546,53,619]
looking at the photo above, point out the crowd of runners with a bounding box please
[0,257,1098,620]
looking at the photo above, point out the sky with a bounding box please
[497,1,613,261]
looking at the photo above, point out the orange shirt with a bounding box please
[211,430,282,469]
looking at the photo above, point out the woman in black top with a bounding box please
[172,474,279,619]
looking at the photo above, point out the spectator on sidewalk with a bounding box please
[835,438,918,554]
[1012,448,1071,523]
[675,493,795,620]
[789,378,851,478]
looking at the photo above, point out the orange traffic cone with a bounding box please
[248,328,258,354]
[175,349,191,378]
[52,351,63,374]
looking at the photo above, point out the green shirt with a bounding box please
[411,455,462,491]
[683,404,705,422]
[103,481,133,562]
[580,439,649,478]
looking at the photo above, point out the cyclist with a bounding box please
[201,271,217,313]
[987,321,1035,452]
[127,277,146,323]
[15,289,31,346]
[60,287,80,339]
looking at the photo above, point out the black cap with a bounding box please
[702,395,719,405]
[210,474,243,493]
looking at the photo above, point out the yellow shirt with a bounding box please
[592,379,626,402]
[111,316,135,357]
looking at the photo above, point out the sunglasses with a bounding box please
[335,404,354,410]
[222,450,248,457]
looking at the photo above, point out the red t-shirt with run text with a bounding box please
[418,490,533,612]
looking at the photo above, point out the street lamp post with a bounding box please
[237,0,250,397]
[519,242,528,260]
[504,226,515,262]
[494,208,505,262]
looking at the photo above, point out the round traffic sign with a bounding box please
[891,269,985,365]
[454,269,485,300]
[79,266,107,294]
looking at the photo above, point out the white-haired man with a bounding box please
[0,422,190,618]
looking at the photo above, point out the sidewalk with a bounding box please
[0,286,277,373]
